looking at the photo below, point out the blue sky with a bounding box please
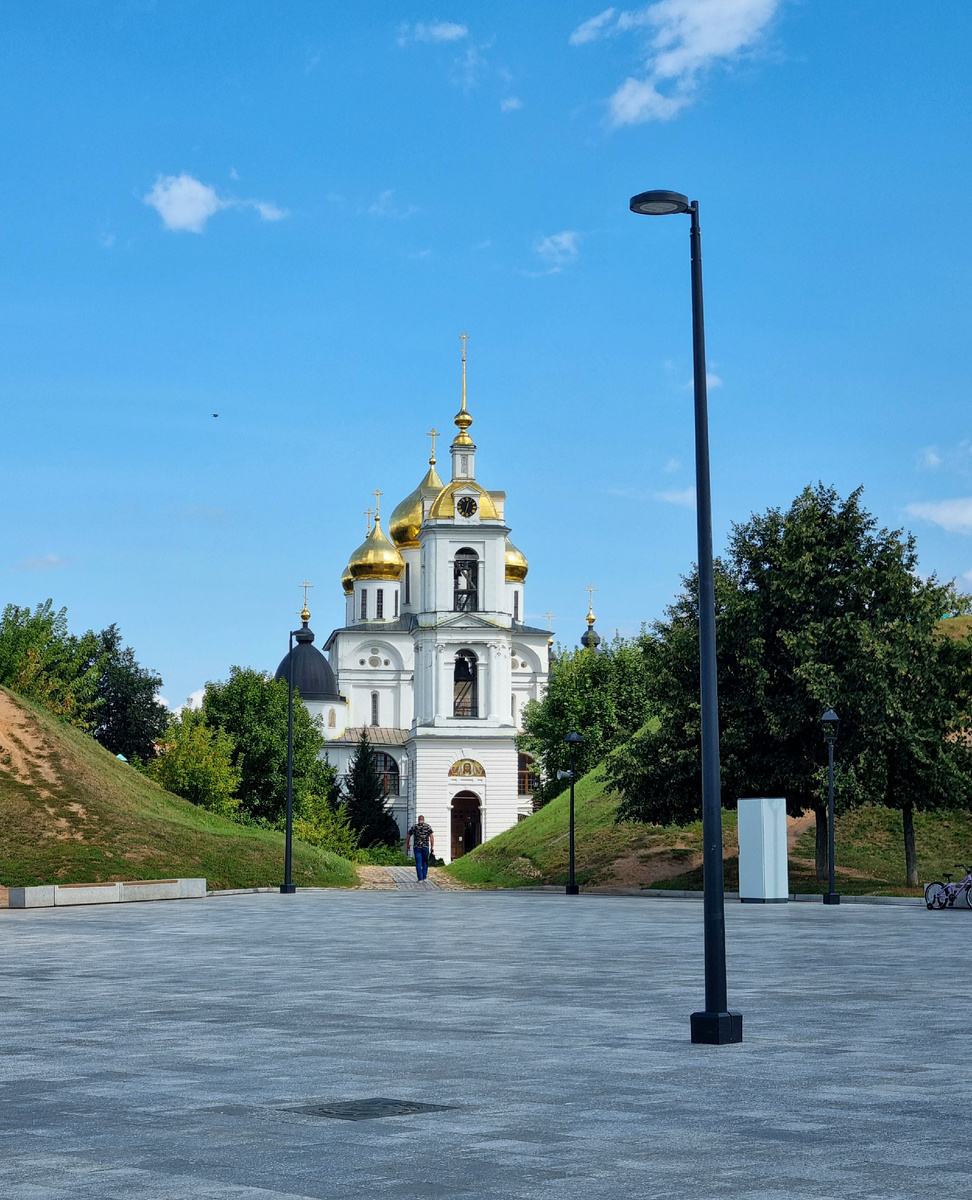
[2,1,971,707]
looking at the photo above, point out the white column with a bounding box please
[486,642,499,720]
[437,644,451,720]
[477,655,488,721]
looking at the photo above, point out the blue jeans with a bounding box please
[413,847,429,880]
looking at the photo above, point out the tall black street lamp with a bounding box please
[629,190,741,1045]
[563,731,583,895]
[821,708,840,905]
[281,626,300,895]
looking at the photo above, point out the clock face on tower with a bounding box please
[457,496,478,518]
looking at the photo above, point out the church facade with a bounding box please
[276,348,550,863]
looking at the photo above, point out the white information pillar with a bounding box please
[737,798,789,903]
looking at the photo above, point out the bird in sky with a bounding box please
[212,413,218,418]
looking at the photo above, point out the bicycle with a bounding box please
[924,864,972,910]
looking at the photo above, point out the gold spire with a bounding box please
[585,584,597,627]
[452,331,474,447]
[364,507,373,535]
[372,488,383,521]
[299,580,313,624]
[427,427,439,466]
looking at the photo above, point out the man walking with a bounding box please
[406,815,434,882]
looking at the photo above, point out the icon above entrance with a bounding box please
[448,758,485,778]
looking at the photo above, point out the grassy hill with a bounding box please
[446,764,972,896]
[0,686,356,891]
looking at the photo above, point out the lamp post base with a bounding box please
[690,1011,743,1045]
[565,884,579,895]
[279,884,297,895]
[822,892,841,905]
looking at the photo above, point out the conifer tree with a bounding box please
[343,730,401,847]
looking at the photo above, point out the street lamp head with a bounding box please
[629,189,691,216]
[564,730,584,746]
[821,707,839,744]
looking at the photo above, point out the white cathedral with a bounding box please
[276,345,551,863]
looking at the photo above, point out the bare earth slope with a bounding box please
[0,686,355,893]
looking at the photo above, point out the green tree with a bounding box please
[0,600,102,726]
[519,632,653,807]
[342,730,401,847]
[92,624,168,760]
[201,667,331,824]
[145,707,241,818]
[294,788,359,858]
[609,485,972,885]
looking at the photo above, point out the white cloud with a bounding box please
[570,8,618,45]
[167,688,205,715]
[143,173,288,233]
[251,200,288,222]
[398,20,468,45]
[906,498,972,534]
[534,230,580,269]
[367,189,419,219]
[570,0,780,126]
[500,95,523,111]
[919,447,943,469]
[663,457,681,473]
[655,487,696,508]
[13,553,70,572]
[144,174,227,233]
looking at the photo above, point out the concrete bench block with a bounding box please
[7,885,56,908]
[8,878,207,908]
[176,878,207,899]
[119,879,180,902]
[54,883,122,906]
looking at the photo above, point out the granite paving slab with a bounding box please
[0,891,968,1199]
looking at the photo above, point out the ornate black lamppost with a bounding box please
[563,730,583,895]
[629,189,741,1045]
[821,707,840,905]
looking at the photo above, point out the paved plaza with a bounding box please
[1,890,969,1199]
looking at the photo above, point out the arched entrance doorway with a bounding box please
[451,791,481,860]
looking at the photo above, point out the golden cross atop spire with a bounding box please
[299,580,313,622]
[372,488,383,521]
[460,332,468,414]
[585,585,597,626]
[453,331,474,445]
[544,611,556,631]
[427,427,439,465]
[364,507,373,535]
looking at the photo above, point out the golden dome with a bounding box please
[505,537,528,582]
[347,517,405,581]
[341,562,353,594]
[428,480,500,521]
[389,463,444,548]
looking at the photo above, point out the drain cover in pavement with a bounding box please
[284,1097,456,1121]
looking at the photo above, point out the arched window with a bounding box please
[513,590,519,621]
[404,562,410,606]
[375,752,399,796]
[328,708,336,728]
[453,650,478,718]
[376,589,384,619]
[394,589,399,617]
[370,692,379,726]
[360,589,368,620]
[454,548,479,612]
[518,753,539,796]
[511,694,516,719]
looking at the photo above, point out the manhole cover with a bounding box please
[283,1097,456,1122]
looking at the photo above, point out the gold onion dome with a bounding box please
[505,537,528,583]
[390,463,444,548]
[347,517,405,581]
[341,562,353,594]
